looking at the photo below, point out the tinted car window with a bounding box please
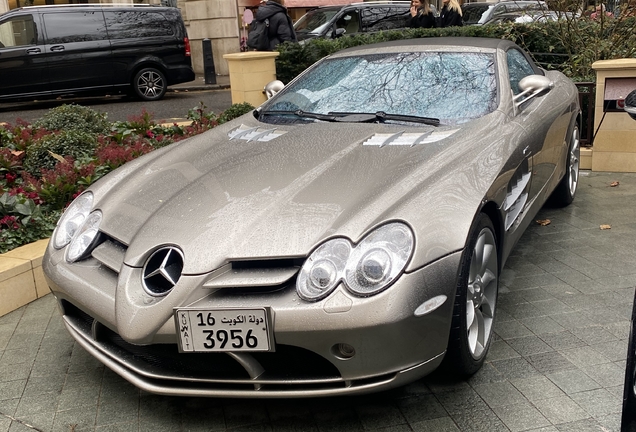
[0,15,37,47]
[43,11,107,44]
[294,8,340,35]
[361,6,410,32]
[265,51,498,125]
[507,49,535,94]
[462,4,493,24]
[104,11,174,39]
[335,10,361,34]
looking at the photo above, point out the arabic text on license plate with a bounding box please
[175,308,271,352]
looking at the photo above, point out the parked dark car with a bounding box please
[293,1,413,42]
[461,0,547,25]
[0,4,195,102]
[621,89,636,432]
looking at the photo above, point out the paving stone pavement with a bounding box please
[1,170,635,432]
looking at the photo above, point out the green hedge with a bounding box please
[275,19,636,84]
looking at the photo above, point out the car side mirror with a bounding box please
[334,27,346,38]
[624,89,636,121]
[263,80,284,99]
[513,75,554,112]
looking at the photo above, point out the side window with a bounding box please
[361,6,410,32]
[507,49,536,95]
[104,11,174,39]
[0,15,38,48]
[335,10,360,35]
[43,12,106,44]
[492,4,507,16]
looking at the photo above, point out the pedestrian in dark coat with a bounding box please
[439,0,463,27]
[254,0,297,51]
[409,0,437,28]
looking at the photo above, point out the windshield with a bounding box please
[262,51,498,125]
[294,9,339,35]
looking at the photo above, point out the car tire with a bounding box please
[133,67,167,101]
[549,124,580,207]
[444,213,499,377]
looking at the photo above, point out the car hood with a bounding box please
[92,114,502,275]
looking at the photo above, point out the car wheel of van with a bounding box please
[444,213,498,377]
[549,124,580,207]
[133,68,167,101]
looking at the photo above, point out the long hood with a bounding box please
[92,115,501,274]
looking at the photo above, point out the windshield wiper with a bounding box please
[329,111,441,126]
[375,111,440,126]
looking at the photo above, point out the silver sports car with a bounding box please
[43,38,581,398]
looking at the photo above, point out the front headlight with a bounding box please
[297,222,414,301]
[66,211,102,263]
[53,192,93,249]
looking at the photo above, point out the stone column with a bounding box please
[183,0,241,76]
[591,59,636,172]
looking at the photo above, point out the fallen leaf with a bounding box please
[610,181,620,187]
[47,150,67,164]
[10,150,23,157]
[600,224,611,230]
[536,219,551,226]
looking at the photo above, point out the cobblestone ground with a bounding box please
[1,171,635,432]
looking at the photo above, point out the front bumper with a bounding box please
[44,244,461,397]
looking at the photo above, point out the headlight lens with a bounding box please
[296,222,414,301]
[53,192,93,249]
[66,211,102,263]
[345,223,414,296]
[297,239,351,301]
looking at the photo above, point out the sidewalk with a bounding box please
[0,171,635,432]
[168,73,231,92]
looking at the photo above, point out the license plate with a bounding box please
[174,308,272,352]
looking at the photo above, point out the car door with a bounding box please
[42,9,114,94]
[0,13,50,99]
[507,48,567,206]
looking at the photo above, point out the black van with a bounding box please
[293,1,413,42]
[0,4,195,102]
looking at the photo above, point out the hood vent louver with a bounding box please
[363,130,459,147]
[228,124,287,142]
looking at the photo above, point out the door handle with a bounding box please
[26,47,41,54]
[50,45,65,52]
[523,146,531,156]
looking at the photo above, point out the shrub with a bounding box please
[218,102,255,124]
[34,104,110,135]
[275,18,636,84]
[23,129,98,176]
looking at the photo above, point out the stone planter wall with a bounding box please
[0,239,50,317]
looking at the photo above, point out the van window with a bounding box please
[0,15,37,47]
[43,12,107,44]
[104,11,174,39]
[361,6,410,32]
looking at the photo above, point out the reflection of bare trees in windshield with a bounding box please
[275,52,497,124]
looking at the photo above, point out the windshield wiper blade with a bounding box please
[374,111,440,126]
[328,111,441,126]
[293,110,339,121]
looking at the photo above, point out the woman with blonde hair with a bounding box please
[409,0,437,28]
[439,0,463,27]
